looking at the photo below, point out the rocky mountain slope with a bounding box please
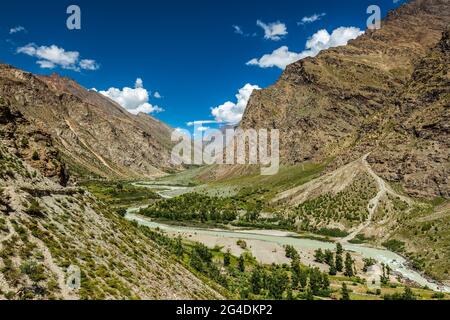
[0,66,175,181]
[241,0,449,199]
[0,133,220,299]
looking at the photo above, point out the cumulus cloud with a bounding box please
[9,26,26,34]
[99,78,164,115]
[256,20,288,41]
[16,43,99,72]
[247,46,302,70]
[298,13,326,25]
[211,83,261,125]
[247,26,363,69]
[153,91,162,99]
[79,59,100,71]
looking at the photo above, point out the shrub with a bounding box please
[382,239,405,253]
[25,199,45,217]
[31,150,40,161]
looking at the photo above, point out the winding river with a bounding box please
[126,183,450,293]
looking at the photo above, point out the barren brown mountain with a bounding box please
[0,66,175,182]
[240,0,449,199]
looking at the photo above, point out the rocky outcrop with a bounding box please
[0,98,69,186]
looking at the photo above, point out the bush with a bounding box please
[237,239,247,250]
[31,150,40,161]
[116,208,127,217]
[25,199,45,217]
[382,239,405,253]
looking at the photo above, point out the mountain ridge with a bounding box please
[0,64,176,181]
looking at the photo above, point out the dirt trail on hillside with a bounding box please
[341,154,413,243]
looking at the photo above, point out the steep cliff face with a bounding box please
[368,27,449,198]
[240,0,450,198]
[0,66,175,180]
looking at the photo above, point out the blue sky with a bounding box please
[0,0,406,132]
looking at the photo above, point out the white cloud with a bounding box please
[211,83,261,125]
[233,25,244,35]
[232,25,256,37]
[298,13,326,25]
[256,20,288,41]
[36,60,56,69]
[9,26,26,34]
[247,46,303,70]
[16,43,99,72]
[247,26,363,69]
[154,91,162,99]
[79,59,100,70]
[99,78,164,115]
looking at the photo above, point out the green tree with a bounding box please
[328,261,337,276]
[380,263,389,285]
[335,253,343,272]
[314,249,324,263]
[250,265,264,295]
[223,249,231,267]
[193,243,212,263]
[403,287,416,300]
[299,268,308,289]
[321,273,330,291]
[324,249,334,266]
[291,259,301,289]
[344,253,354,277]
[309,267,322,295]
[238,254,245,272]
[336,243,343,255]
[174,236,183,257]
[341,283,350,300]
[304,285,314,300]
[268,267,289,299]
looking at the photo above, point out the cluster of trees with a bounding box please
[140,193,240,223]
[380,263,392,285]
[383,287,416,300]
[294,176,377,226]
[189,242,227,286]
[147,225,332,300]
[136,223,428,301]
[284,245,300,260]
[314,244,355,277]
[247,254,331,299]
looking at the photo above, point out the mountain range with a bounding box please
[0,0,449,299]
